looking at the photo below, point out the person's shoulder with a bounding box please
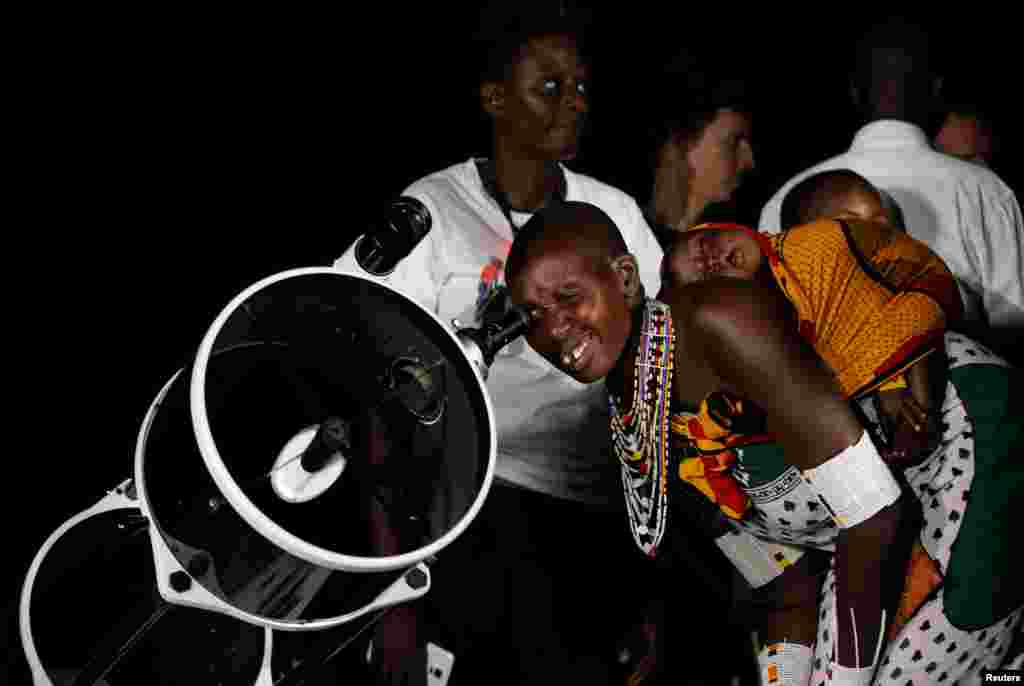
[399,159,488,231]
[563,166,642,213]
[777,155,853,195]
[564,166,661,247]
[667,278,791,337]
[403,158,476,197]
[941,156,1019,201]
[902,148,1021,215]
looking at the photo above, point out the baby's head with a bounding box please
[665,172,907,289]
[780,169,902,230]
[662,223,767,286]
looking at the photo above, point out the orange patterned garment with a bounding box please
[765,218,961,398]
[888,540,944,641]
[670,220,961,519]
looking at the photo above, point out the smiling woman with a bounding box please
[507,199,1023,686]
[505,201,640,383]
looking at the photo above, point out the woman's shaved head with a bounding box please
[505,201,629,285]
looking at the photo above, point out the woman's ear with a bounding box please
[610,254,642,301]
[481,82,504,117]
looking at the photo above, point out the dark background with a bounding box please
[7,5,1021,681]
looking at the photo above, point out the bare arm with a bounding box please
[686,280,860,464]
[683,280,913,669]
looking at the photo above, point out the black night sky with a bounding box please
[8,6,1022,680]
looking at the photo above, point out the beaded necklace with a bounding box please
[609,298,675,557]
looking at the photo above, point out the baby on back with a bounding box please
[662,169,956,466]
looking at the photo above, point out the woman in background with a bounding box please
[644,57,756,240]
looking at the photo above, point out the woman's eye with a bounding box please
[527,304,551,321]
[575,81,587,96]
[541,79,559,95]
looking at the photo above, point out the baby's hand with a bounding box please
[878,391,938,468]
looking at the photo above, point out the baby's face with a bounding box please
[666,226,764,285]
[819,188,891,226]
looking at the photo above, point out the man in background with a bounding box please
[758,17,1022,360]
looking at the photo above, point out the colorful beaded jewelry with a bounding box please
[609,298,675,557]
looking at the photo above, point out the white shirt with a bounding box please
[758,120,1024,334]
[335,158,663,504]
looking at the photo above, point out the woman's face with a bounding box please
[488,34,590,162]
[666,226,763,285]
[508,239,633,383]
[683,109,755,208]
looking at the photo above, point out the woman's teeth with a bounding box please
[573,339,587,359]
[562,337,590,369]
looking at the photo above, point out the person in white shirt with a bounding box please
[334,11,662,685]
[758,17,1023,358]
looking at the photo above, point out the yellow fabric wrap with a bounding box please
[766,219,958,397]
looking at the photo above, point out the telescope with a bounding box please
[19,216,528,685]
